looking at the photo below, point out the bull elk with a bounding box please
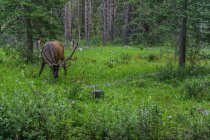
[37,40,78,79]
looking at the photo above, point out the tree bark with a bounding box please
[64,1,72,44]
[102,0,108,45]
[122,4,130,45]
[109,0,115,42]
[179,0,188,67]
[25,17,33,63]
[85,0,91,47]
[77,0,81,41]
[102,0,115,45]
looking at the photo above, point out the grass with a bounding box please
[0,46,210,139]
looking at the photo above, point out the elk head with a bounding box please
[37,40,78,79]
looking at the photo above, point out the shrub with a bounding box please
[119,53,132,64]
[147,54,159,61]
[0,90,73,139]
[78,104,164,140]
[136,105,163,139]
[106,53,132,68]
[181,79,209,99]
[176,112,210,139]
[156,63,210,82]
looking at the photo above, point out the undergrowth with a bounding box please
[0,47,209,139]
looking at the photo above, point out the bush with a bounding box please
[156,63,210,82]
[139,53,160,61]
[176,112,210,139]
[147,54,159,61]
[0,90,73,139]
[119,53,132,64]
[181,79,209,99]
[78,104,163,140]
[105,53,132,68]
[136,105,163,139]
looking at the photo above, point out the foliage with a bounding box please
[180,79,210,100]
[0,0,67,62]
[0,47,210,139]
[156,63,210,82]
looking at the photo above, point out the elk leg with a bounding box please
[64,63,67,76]
[39,62,45,76]
[61,57,67,76]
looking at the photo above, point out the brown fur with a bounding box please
[42,41,64,66]
[38,40,78,79]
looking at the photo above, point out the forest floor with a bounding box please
[0,46,210,139]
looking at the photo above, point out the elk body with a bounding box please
[38,40,78,79]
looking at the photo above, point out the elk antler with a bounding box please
[36,39,43,52]
[64,41,79,62]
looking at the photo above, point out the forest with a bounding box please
[0,0,210,139]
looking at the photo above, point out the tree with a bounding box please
[178,0,188,67]
[102,0,115,45]
[85,0,92,47]
[64,1,73,44]
[122,3,131,46]
[0,0,67,62]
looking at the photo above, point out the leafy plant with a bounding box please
[119,53,132,64]
[156,63,210,82]
[181,79,209,99]
[147,54,159,61]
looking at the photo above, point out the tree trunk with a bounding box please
[25,17,33,63]
[102,0,108,45]
[179,0,188,67]
[102,0,115,45]
[122,4,130,45]
[109,0,115,42]
[64,1,72,44]
[77,0,81,41]
[85,0,91,47]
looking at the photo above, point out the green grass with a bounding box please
[0,46,210,139]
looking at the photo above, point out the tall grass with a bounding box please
[0,46,209,139]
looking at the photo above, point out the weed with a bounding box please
[156,63,210,82]
[0,47,210,139]
[181,79,209,100]
[147,54,159,61]
[119,53,132,64]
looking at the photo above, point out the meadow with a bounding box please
[0,45,210,139]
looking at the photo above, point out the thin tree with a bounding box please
[102,0,115,45]
[179,0,188,67]
[25,17,33,63]
[23,4,34,63]
[77,0,81,40]
[64,1,72,44]
[102,0,108,45]
[108,0,115,42]
[85,0,91,47]
[122,3,130,46]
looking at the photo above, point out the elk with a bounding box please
[37,40,78,79]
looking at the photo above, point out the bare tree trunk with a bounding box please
[102,0,115,45]
[85,0,91,47]
[109,0,115,42]
[64,1,72,44]
[25,17,33,63]
[81,0,85,39]
[122,3,130,46]
[102,0,108,45]
[179,0,188,67]
[77,0,81,41]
